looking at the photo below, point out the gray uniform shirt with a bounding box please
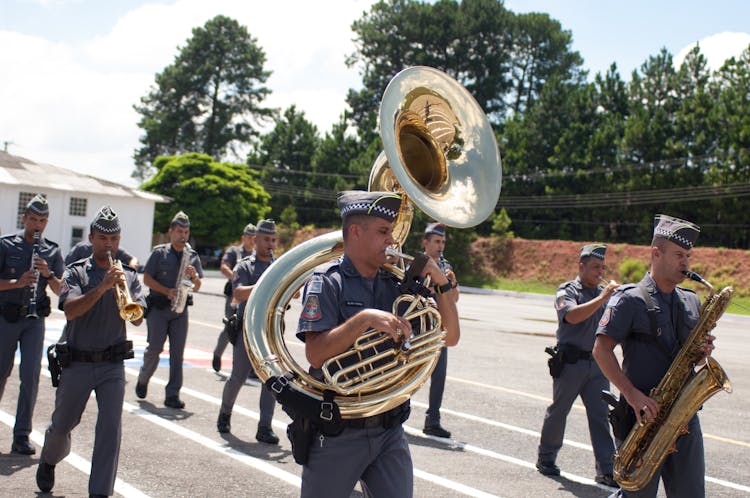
[143,243,203,299]
[0,232,64,306]
[65,241,135,267]
[222,246,253,273]
[59,256,146,351]
[297,255,401,340]
[554,277,605,351]
[595,272,700,392]
[232,254,271,319]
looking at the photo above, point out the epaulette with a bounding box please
[617,283,638,292]
[558,280,581,291]
[68,258,88,268]
[42,237,59,248]
[317,258,342,277]
[0,233,15,241]
[676,285,697,295]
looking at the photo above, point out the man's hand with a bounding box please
[363,309,412,343]
[101,265,124,290]
[601,280,619,300]
[18,269,38,288]
[625,389,660,426]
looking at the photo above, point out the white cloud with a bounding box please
[1,0,376,186]
[675,31,750,71]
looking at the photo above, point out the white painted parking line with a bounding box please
[0,408,150,498]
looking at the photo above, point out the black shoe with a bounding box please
[164,396,185,409]
[217,412,231,433]
[36,461,55,492]
[11,435,35,455]
[595,473,617,487]
[423,425,451,438]
[212,354,221,372]
[255,425,279,445]
[135,381,147,399]
[90,494,107,498]
[536,459,561,476]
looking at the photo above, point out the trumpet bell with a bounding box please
[376,66,502,229]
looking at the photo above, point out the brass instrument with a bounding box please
[243,66,501,418]
[25,231,40,319]
[170,240,194,313]
[613,271,733,491]
[107,251,144,322]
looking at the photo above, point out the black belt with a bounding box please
[575,350,593,361]
[342,402,410,430]
[70,341,134,363]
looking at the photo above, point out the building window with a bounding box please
[69,197,87,217]
[16,192,39,229]
[70,227,84,250]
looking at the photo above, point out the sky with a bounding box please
[1,0,749,188]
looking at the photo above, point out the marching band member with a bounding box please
[135,211,202,409]
[537,244,617,486]
[421,222,459,439]
[0,194,64,455]
[36,206,146,497]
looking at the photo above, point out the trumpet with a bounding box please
[25,231,40,320]
[108,251,143,322]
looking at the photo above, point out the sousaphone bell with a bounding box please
[244,66,502,418]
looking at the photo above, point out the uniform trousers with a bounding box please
[538,358,614,475]
[611,415,704,498]
[0,315,45,436]
[220,335,275,426]
[138,308,188,398]
[41,362,125,496]
[425,346,447,426]
[212,294,233,359]
[301,424,413,498]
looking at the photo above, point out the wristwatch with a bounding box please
[434,280,454,295]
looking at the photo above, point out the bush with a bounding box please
[620,258,648,283]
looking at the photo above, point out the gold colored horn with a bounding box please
[370,66,502,245]
[244,67,502,419]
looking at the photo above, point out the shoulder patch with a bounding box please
[308,275,323,295]
[599,307,612,326]
[555,294,567,311]
[301,295,321,321]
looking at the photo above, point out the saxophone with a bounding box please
[170,240,194,313]
[613,271,733,491]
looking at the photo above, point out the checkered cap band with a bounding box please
[257,219,276,234]
[653,214,700,249]
[337,191,402,222]
[243,223,257,235]
[26,194,49,216]
[580,243,606,260]
[91,205,121,233]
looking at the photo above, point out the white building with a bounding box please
[0,151,169,263]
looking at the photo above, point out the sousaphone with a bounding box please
[244,66,502,418]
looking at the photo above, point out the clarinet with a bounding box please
[25,231,40,319]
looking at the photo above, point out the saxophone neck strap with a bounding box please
[635,283,675,360]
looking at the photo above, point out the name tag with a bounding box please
[345,300,364,307]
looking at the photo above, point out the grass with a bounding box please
[462,275,750,317]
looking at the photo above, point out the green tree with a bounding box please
[346,0,514,142]
[248,105,321,223]
[141,153,270,247]
[133,15,274,180]
[508,12,585,117]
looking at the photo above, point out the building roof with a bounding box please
[0,150,169,202]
